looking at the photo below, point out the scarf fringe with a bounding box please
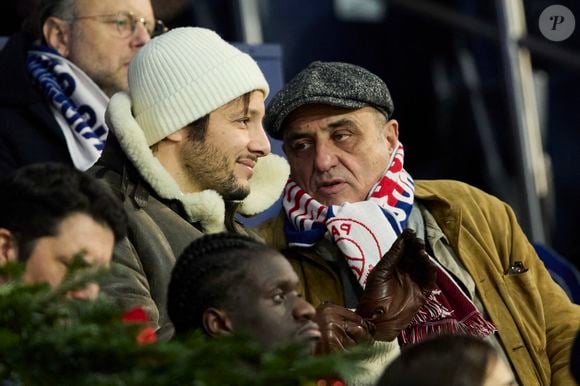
[399,291,497,346]
[410,290,454,323]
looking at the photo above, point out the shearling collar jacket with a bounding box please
[104,91,289,233]
[91,91,289,338]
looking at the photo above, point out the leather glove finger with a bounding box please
[359,273,427,341]
[315,321,359,354]
[357,229,419,318]
[357,229,432,341]
[315,303,374,354]
[367,228,414,278]
[396,231,437,292]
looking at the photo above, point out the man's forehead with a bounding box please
[222,91,265,114]
[77,0,154,16]
[245,253,298,289]
[222,95,247,112]
[284,105,375,135]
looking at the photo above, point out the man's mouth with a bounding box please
[296,321,322,341]
[316,179,346,195]
[237,158,257,176]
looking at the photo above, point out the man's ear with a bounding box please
[0,228,19,266]
[383,119,399,154]
[43,16,71,57]
[202,308,234,337]
[165,127,189,143]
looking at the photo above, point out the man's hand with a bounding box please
[356,229,437,341]
[314,302,375,354]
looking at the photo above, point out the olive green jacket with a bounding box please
[257,179,579,385]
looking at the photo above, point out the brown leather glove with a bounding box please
[356,229,437,341]
[314,302,375,354]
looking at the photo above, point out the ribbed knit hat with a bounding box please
[128,27,269,146]
[264,61,393,139]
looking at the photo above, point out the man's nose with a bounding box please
[249,123,271,157]
[314,141,338,172]
[131,22,151,48]
[293,297,316,321]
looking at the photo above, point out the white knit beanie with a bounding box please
[128,27,270,146]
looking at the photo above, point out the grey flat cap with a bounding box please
[264,61,394,139]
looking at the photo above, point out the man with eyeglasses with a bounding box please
[0,0,167,175]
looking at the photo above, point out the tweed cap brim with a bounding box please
[265,61,394,139]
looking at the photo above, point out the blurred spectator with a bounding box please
[167,233,321,353]
[0,0,163,175]
[377,334,516,386]
[0,163,127,300]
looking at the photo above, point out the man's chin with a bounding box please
[306,339,319,355]
[222,184,250,201]
[280,338,319,355]
[316,196,349,206]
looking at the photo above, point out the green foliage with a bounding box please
[0,259,368,385]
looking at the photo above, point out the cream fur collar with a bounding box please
[106,92,289,233]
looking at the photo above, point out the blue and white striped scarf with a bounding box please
[27,46,108,170]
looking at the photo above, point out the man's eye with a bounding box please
[236,117,250,126]
[113,18,131,29]
[290,141,311,152]
[273,292,286,303]
[333,132,351,141]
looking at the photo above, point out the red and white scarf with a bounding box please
[283,141,496,344]
[284,142,414,287]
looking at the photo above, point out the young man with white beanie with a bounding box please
[89,27,289,339]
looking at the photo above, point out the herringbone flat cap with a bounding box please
[265,61,394,139]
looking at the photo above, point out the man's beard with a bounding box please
[181,139,250,201]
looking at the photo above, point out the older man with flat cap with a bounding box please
[258,61,580,386]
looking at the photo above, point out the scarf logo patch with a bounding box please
[327,217,383,285]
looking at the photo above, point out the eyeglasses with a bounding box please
[72,11,168,38]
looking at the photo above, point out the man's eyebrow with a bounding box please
[224,104,263,119]
[285,131,311,142]
[285,118,356,142]
[247,107,264,116]
[265,277,298,291]
[327,118,356,129]
[224,105,244,116]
